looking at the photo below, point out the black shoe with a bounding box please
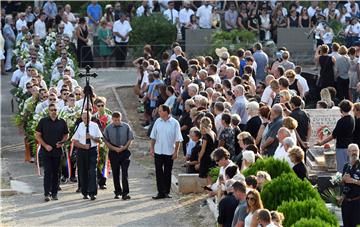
[83,195,89,199]
[52,195,58,200]
[58,186,62,191]
[141,122,149,127]
[152,194,165,200]
[44,196,50,202]
[164,194,172,198]
[70,177,77,183]
[76,188,81,193]
[90,195,97,200]
[99,185,107,190]
[122,195,131,200]
[114,195,120,199]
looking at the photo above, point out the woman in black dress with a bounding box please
[198,117,216,185]
[299,7,310,28]
[289,146,308,180]
[245,101,262,139]
[315,44,336,90]
[76,17,93,68]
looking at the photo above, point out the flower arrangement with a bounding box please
[317,125,331,141]
[322,172,343,208]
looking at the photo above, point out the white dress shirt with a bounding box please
[273,144,294,167]
[113,20,132,43]
[63,21,75,39]
[295,74,309,94]
[196,5,212,28]
[11,69,26,86]
[34,19,46,39]
[18,75,32,89]
[56,79,79,95]
[72,121,102,148]
[163,9,179,24]
[261,85,274,105]
[16,19,27,31]
[150,116,183,155]
[179,8,194,25]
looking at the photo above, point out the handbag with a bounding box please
[80,26,93,46]
[106,29,115,47]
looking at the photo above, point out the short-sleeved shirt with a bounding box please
[231,200,247,227]
[36,116,69,157]
[87,3,102,24]
[150,116,183,155]
[332,115,355,148]
[342,160,360,199]
[72,121,102,148]
[104,122,134,148]
[219,127,235,156]
[218,193,238,227]
[113,20,132,43]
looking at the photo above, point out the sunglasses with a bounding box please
[49,109,57,112]
[97,104,104,107]
[62,93,69,95]
[26,86,33,89]
[75,93,81,96]
[246,197,255,201]
[49,99,56,101]
[19,65,25,68]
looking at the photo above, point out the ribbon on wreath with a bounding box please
[102,157,111,178]
[36,143,41,176]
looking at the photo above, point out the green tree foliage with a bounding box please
[130,13,177,59]
[261,173,321,210]
[278,199,338,227]
[242,157,294,179]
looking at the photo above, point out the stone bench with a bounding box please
[177,173,207,194]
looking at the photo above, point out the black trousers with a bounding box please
[77,147,98,196]
[337,77,350,100]
[154,153,173,195]
[114,41,128,67]
[43,154,61,196]
[342,199,360,227]
[109,151,130,196]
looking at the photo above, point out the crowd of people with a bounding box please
[134,39,360,226]
[2,1,360,227]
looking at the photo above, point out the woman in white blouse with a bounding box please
[243,189,264,227]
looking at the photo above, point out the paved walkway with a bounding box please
[1,68,212,226]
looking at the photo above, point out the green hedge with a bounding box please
[261,173,321,210]
[242,157,294,179]
[292,217,336,227]
[278,199,338,227]
[130,13,177,59]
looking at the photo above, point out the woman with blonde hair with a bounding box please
[288,146,307,180]
[198,117,217,185]
[336,45,351,100]
[243,189,264,227]
[283,116,298,143]
[320,88,334,108]
[256,171,271,191]
[279,90,291,104]
[229,55,240,70]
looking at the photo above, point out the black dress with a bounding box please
[318,55,335,89]
[179,112,192,156]
[301,17,310,27]
[187,141,201,174]
[245,116,262,139]
[199,133,216,178]
[293,162,307,180]
[77,25,93,68]
[289,78,301,95]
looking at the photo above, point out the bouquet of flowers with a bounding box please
[322,172,343,208]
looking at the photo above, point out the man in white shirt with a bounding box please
[11,60,26,87]
[62,15,74,39]
[113,13,132,67]
[56,75,79,96]
[345,0,359,14]
[136,0,152,17]
[163,1,179,25]
[307,2,318,18]
[34,13,47,39]
[72,111,102,200]
[261,75,276,105]
[25,55,44,73]
[273,127,294,167]
[18,66,33,90]
[16,13,27,32]
[150,104,183,199]
[294,66,309,96]
[179,0,194,40]
[196,1,212,29]
[35,93,57,114]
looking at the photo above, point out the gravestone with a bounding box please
[177,173,207,194]
[185,29,216,58]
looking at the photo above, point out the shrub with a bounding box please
[260,173,321,210]
[208,166,220,183]
[242,157,294,179]
[278,199,338,227]
[292,217,336,227]
[130,13,177,59]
